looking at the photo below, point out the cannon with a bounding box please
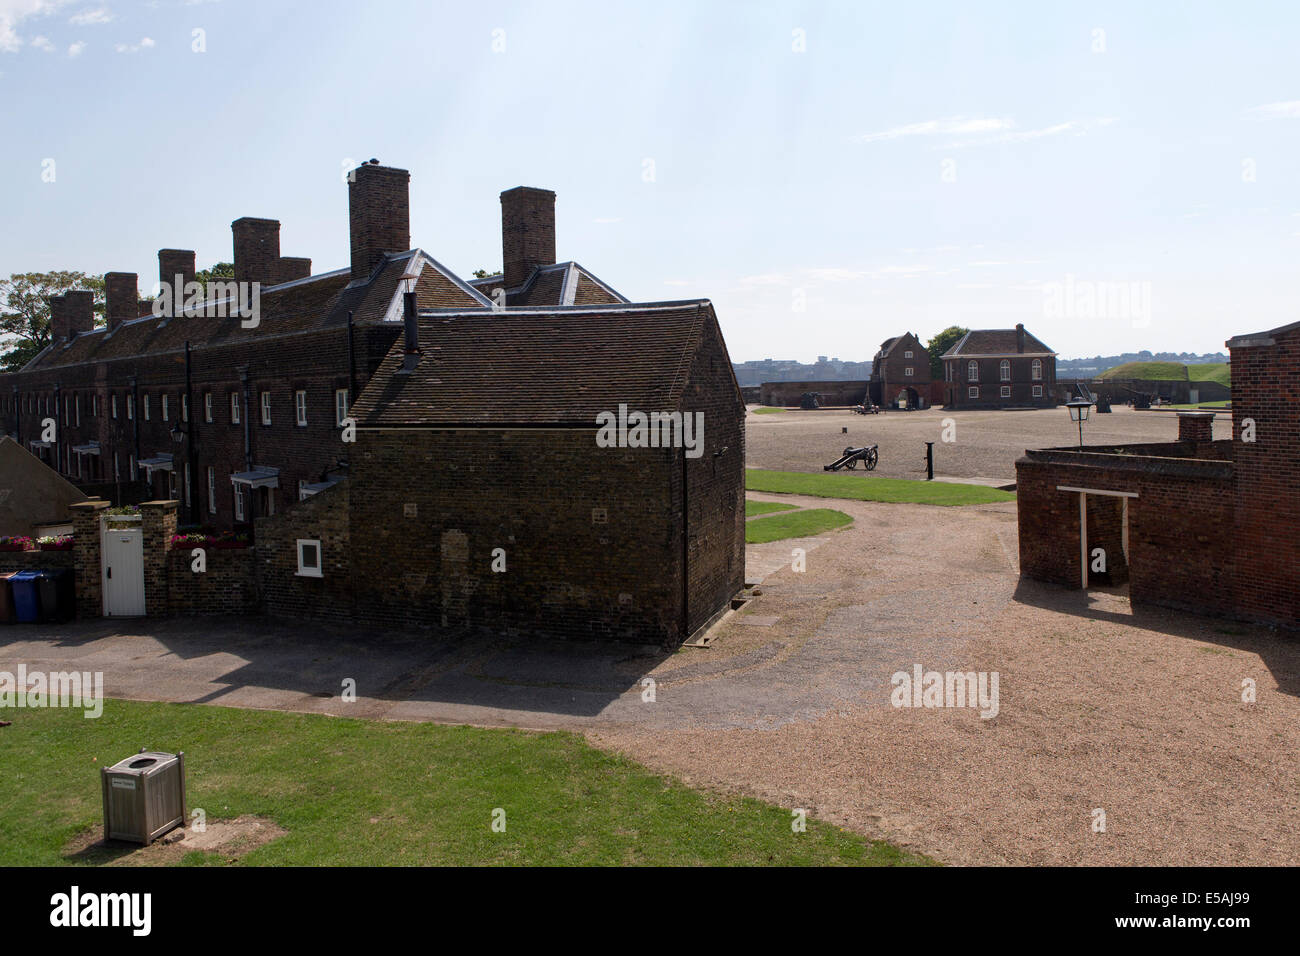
[800,391,822,409]
[824,444,879,471]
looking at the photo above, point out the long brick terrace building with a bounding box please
[0,163,626,530]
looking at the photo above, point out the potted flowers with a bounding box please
[37,535,74,551]
[0,536,32,552]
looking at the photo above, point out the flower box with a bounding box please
[38,541,74,552]
[0,541,31,553]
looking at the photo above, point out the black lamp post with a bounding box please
[1066,399,1092,450]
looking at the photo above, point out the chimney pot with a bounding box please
[500,186,556,289]
[103,272,139,333]
[232,217,281,286]
[349,163,410,282]
[158,249,197,292]
[64,290,94,337]
[1178,411,1215,445]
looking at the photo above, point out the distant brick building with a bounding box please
[1016,318,1300,628]
[869,332,931,408]
[0,163,624,531]
[942,324,1057,409]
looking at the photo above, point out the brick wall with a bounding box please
[167,544,257,615]
[759,380,869,407]
[0,548,75,573]
[255,480,353,625]
[944,355,1056,408]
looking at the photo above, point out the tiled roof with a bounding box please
[21,250,489,371]
[468,261,627,307]
[943,327,1055,357]
[353,300,713,426]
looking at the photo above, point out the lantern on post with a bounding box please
[1066,399,1092,450]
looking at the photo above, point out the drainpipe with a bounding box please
[10,386,18,443]
[239,366,253,523]
[347,310,357,402]
[185,342,199,526]
[53,383,62,475]
[130,375,140,492]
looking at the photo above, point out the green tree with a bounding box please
[0,271,105,371]
[471,269,502,279]
[193,261,236,294]
[926,325,969,379]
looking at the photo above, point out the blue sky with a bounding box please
[2,0,1298,361]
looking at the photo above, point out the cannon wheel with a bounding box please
[865,448,879,470]
[846,458,858,469]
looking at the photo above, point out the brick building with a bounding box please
[942,324,1057,409]
[1016,318,1300,628]
[0,162,625,531]
[252,298,745,645]
[869,332,931,409]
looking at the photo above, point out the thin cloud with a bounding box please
[942,117,1116,148]
[0,0,73,53]
[1245,100,1300,120]
[115,36,154,53]
[30,33,51,50]
[68,6,110,25]
[66,38,83,55]
[853,116,1013,144]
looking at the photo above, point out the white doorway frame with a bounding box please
[1057,485,1139,589]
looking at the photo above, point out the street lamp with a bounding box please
[1066,399,1092,450]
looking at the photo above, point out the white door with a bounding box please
[103,528,146,616]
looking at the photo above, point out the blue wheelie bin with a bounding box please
[10,571,42,623]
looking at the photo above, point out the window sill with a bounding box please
[295,569,323,579]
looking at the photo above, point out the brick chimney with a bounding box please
[104,272,139,334]
[500,186,556,289]
[49,294,69,341]
[1178,411,1215,445]
[1016,323,1027,353]
[274,256,312,285]
[349,161,410,281]
[64,289,94,337]
[232,217,281,285]
[159,249,196,291]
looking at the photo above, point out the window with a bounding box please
[1031,359,1043,381]
[904,350,913,358]
[904,367,914,377]
[162,395,170,422]
[113,452,119,480]
[295,390,307,426]
[184,462,191,507]
[298,479,308,502]
[182,395,189,422]
[967,360,978,382]
[143,394,151,421]
[234,481,245,522]
[93,394,98,417]
[75,395,81,426]
[999,360,1011,381]
[127,394,134,420]
[261,391,271,426]
[1000,385,1011,398]
[207,467,217,514]
[1032,385,1043,398]
[335,389,349,427]
[111,395,118,419]
[230,392,241,425]
[204,393,213,423]
[968,386,979,399]
[129,454,136,480]
[296,539,323,578]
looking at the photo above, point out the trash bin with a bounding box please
[36,568,75,623]
[9,571,42,623]
[101,749,188,845]
[0,572,16,625]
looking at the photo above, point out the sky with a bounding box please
[2,0,1298,362]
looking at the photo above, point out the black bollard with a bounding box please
[925,441,934,481]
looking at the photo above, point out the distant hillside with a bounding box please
[1098,361,1230,386]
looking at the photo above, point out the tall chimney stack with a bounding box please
[104,272,138,334]
[349,161,410,282]
[274,256,312,285]
[232,217,281,286]
[1016,323,1026,354]
[64,289,94,337]
[159,249,197,291]
[49,295,69,341]
[500,186,556,289]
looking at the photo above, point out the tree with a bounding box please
[472,269,502,279]
[926,325,969,379]
[0,271,105,372]
[194,261,235,292]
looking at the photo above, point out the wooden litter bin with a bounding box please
[101,749,187,844]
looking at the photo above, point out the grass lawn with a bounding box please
[746,469,1015,506]
[750,406,786,415]
[1187,363,1231,386]
[1098,361,1189,381]
[745,499,799,517]
[1162,401,1229,410]
[0,698,931,867]
[745,508,852,543]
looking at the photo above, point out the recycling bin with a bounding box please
[9,571,42,623]
[36,568,75,623]
[0,572,15,624]
[101,749,188,845]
